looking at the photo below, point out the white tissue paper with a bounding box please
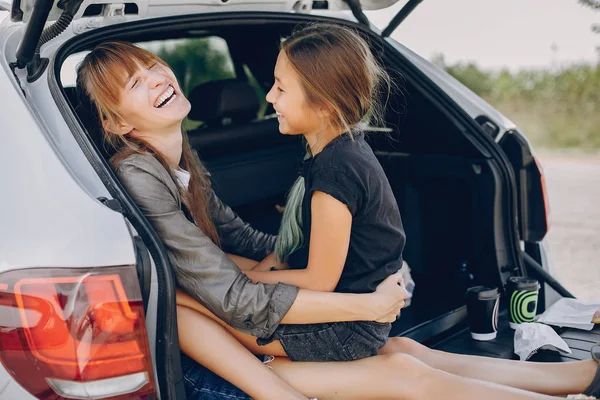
[536,298,600,331]
[514,323,572,361]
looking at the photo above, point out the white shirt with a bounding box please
[173,168,191,189]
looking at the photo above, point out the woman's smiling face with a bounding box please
[112,61,191,135]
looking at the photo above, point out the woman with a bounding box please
[76,40,599,400]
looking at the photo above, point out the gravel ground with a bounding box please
[537,152,600,302]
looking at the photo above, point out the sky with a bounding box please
[365,0,599,70]
[1,0,598,70]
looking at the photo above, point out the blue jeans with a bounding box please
[181,353,252,399]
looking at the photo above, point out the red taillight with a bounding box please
[0,266,155,399]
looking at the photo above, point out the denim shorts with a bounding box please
[257,321,391,362]
[181,353,252,399]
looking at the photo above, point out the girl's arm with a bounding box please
[245,191,351,292]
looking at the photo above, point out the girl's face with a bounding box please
[266,51,326,136]
[109,61,190,136]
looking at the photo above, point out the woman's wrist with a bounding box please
[328,293,381,322]
[362,291,403,323]
[362,292,384,321]
[342,293,381,321]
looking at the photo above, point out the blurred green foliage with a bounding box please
[440,58,600,150]
[147,37,599,150]
[150,38,235,130]
[154,38,235,96]
[150,38,269,130]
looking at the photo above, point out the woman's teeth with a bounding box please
[155,86,175,108]
[161,94,177,108]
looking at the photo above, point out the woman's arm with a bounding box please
[245,191,351,291]
[251,252,289,271]
[284,271,407,324]
[117,156,404,334]
[116,156,298,339]
[209,190,277,260]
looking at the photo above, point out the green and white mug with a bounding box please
[506,277,540,329]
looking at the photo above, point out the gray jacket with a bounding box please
[116,153,299,338]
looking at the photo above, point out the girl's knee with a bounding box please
[377,354,433,398]
[383,337,426,356]
[379,353,427,374]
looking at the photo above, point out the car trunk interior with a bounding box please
[176,21,509,344]
[203,93,503,341]
[60,16,598,364]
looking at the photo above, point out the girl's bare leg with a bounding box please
[269,355,560,400]
[381,336,597,396]
[177,306,557,400]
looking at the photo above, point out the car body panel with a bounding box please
[0,376,35,400]
[0,59,137,400]
[386,37,518,141]
[0,4,554,399]
[13,0,401,22]
[0,39,135,270]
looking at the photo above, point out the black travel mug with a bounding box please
[466,286,500,341]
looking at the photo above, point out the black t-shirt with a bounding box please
[287,132,406,294]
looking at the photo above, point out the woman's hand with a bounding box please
[252,252,289,272]
[371,272,409,323]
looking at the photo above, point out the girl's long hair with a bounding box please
[76,41,220,246]
[275,23,390,262]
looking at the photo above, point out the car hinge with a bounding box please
[292,0,312,12]
[343,0,370,27]
[381,0,423,38]
[8,61,27,97]
[98,196,124,214]
[106,3,126,17]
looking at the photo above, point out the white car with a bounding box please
[1,1,594,399]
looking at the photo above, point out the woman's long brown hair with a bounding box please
[76,41,220,246]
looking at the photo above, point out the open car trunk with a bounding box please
[56,13,597,384]
[200,68,600,360]
[201,75,507,343]
[137,20,509,345]
[220,145,495,342]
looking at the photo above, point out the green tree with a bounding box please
[433,53,600,149]
[579,0,600,55]
[445,62,493,97]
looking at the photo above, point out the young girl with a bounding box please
[231,23,406,362]
[76,35,599,400]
